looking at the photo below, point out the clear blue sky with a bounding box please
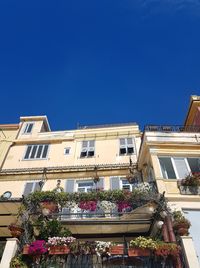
[0,0,200,131]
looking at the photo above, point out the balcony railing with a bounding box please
[145,125,200,133]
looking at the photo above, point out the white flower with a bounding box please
[99,201,116,211]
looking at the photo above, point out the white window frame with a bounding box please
[76,180,94,192]
[23,122,34,134]
[23,144,50,160]
[119,138,135,155]
[64,147,71,155]
[80,140,95,158]
[120,178,133,191]
[158,157,200,179]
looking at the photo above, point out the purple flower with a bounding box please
[28,240,48,255]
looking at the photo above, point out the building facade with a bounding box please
[0,96,200,267]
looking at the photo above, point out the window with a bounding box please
[64,147,71,155]
[119,138,134,155]
[77,180,94,192]
[121,178,132,191]
[23,123,34,134]
[80,140,95,157]
[23,181,41,196]
[159,157,200,179]
[24,144,49,160]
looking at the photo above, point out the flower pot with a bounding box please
[177,228,189,236]
[23,244,30,254]
[40,201,58,214]
[128,248,150,257]
[110,245,124,255]
[49,245,70,255]
[8,225,24,238]
[179,186,200,195]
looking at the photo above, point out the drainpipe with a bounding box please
[165,215,182,268]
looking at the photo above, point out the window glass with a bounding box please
[24,145,32,159]
[121,179,132,191]
[119,138,134,155]
[80,141,95,158]
[30,145,37,159]
[36,145,43,158]
[42,145,49,158]
[159,157,176,179]
[64,148,70,155]
[23,123,33,134]
[187,158,200,173]
[24,144,49,160]
[77,181,94,192]
[173,158,189,179]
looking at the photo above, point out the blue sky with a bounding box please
[0,0,200,131]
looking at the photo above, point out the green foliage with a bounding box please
[172,210,191,229]
[24,188,157,209]
[36,219,71,241]
[180,173,200,187]
[130,236,157,250]
[10,255,28,268]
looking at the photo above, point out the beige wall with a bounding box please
[0,128,19,168]
[2,118,141,170]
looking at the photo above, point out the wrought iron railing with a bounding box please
[23,254,178,268]
[145,125,200,133]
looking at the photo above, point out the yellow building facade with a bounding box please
[0,97,200,267]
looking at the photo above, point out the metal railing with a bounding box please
[145,125,200,133]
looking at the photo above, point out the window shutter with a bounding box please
[34,182,41,192]
[23,183,33,196]
[82,141,88,148]
[97,178,104,190]
[120,138,125,145]
[127,138,133,145]
[110,177,120,190]
[66,179,75,193]
[174,158,189,179]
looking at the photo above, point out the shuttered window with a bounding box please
[24,144,49,160]
[80,141,95,157]
[119,138,134,155]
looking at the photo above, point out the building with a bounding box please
[0,97,200,267]
[138,95,200,267]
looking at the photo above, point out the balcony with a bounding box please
[145,125,200,132]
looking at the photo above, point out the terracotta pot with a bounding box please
[177,228,189,236]
[49,245,70,255]
[8,225,24,238]
[23,244,30,254]
[128,248,150,257]
[110,245,124,255]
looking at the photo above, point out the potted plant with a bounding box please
[10,255,28,268]
[98,201,116,217]
[173,211,191,236]
[28,240,48,255]
[178,173,200,195]
[128,236,156,256]
[155,242,180,258]
[8,223,24,238]
[47,236,76,254]
[95,241,111,257]
[69,241,96,255]
[110,243,124,255]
